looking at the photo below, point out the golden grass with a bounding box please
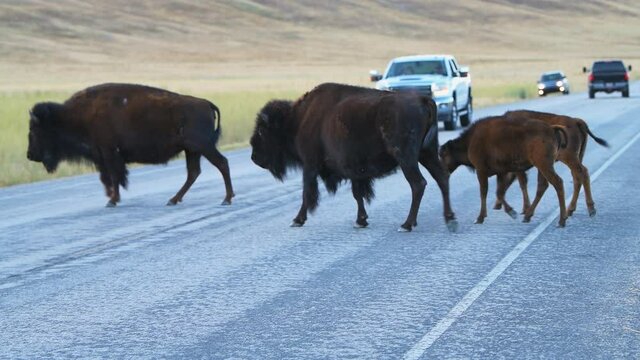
[1,1,639,186]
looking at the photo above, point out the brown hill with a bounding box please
[1,0,639,92]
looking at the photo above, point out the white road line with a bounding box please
[403,129,640,360]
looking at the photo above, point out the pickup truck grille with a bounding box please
[389,85,432,97]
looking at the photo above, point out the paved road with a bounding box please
[1,84,639,359]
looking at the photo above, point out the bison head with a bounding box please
[439,139,467,174]
[27,102,61,173]
[250,100,297,180]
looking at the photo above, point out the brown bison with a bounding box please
[439,115,569,227]
[27,83,234,207]
[250,83,457,232]
[494,110,609,217]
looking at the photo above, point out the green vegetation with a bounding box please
[0,89,299,187]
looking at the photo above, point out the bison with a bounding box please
[27,83,234,207]
[494,110,609,217]
[250,83,457,232]
[439,115,569,227]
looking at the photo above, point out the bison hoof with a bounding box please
[474,218,484,224]
[166,199,178,206]
[221,199,232,206]
[446,219,459,233]
[522,216,532,223]
[397,225,412,233]
[290,220,304,228]
[493,203,502,210]
[354,219,369,228]
[557,219,567,228]
[106,201,117,208]
[589,208,597,217]
[507,209,518,219]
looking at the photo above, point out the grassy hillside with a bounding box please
[1,0,639,185]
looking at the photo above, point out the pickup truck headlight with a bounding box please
[537,83,545,89]
[555,80,563,87]
[432,83,449,97]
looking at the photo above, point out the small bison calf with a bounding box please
[440,115,569,227]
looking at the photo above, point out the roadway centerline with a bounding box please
[403,127,640,360]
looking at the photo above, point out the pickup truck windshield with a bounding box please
[387,60,446,77]
[593,61,625,72]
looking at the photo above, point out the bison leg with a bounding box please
[496,174,518,219]
[493,172,517,210]
[351,179,372,228]
[563,157,596,217]
[292,167,319,227]
[475,170,489,224]
[202,147,235,205]
[419,150,458,232]
[168,151,201,205]
[398,163,426,232]
[516,172,531,214]
[538,165,567,227]
[99,170,114,198]
[102,149,127,207]
[523,171,548,223]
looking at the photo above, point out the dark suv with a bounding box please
[585,60,631,98]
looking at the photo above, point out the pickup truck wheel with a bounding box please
[444,100,458,131]
[589,89,595,99]
[622,88,629,98]
[460,96,472,127]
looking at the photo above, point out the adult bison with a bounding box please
[495,110,608,217]
[250,83,457,232]
[27,83,234,207]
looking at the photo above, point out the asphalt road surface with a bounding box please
[1,84,639,359]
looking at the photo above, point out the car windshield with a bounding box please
[593,61,625,72]
[541,73,563,81]
[387,60,446,77]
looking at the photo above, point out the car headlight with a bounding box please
[432,83,449,97]
[556,80,563,87]
[537,83,545,89]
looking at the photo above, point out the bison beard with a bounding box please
[26,83,235,207]
[250,83,458,232]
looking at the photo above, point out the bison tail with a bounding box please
[209,102,221,144]
[577,119,609,148]
[552,125,568,149]
[421,96,439,148]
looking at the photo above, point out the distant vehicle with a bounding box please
[369,54,472,131]
[537,71,570,96]
[584,60,631,98]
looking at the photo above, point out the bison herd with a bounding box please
[27,82,608,231]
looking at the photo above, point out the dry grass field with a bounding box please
[1,0,639,186]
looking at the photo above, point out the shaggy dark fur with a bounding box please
[27,83,234,207]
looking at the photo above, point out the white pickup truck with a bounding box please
[370,54,472,130]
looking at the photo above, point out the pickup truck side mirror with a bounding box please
[369,70,383,82]
[629,65,633,71]
[459,66,470,78]
[582,66,588,73]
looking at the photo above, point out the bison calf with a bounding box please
[439,115,569,227]
[495,110,608,218]
[250,83,457,232]
[27,83,234,207]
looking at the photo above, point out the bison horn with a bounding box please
[29,110,39,124]
[259,112,269,124]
